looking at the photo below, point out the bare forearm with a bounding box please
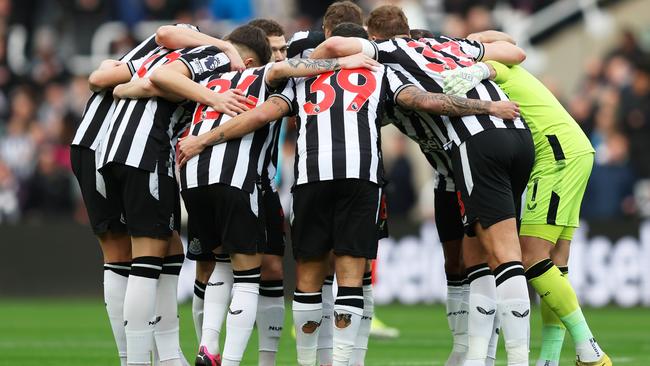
[151,71,213,105]
[268,58,340,88]
[88,64,132,91]
[311,36,362,59]
[468,30,516,44]
[157,25,230,51]
[482,41,526,65]
[397,86,493,116]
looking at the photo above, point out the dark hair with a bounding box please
[248,18,285,37]
[225,25,272,64]
[331,22,368,39]
[366,5,410,40]
[324,1,363,33]
[410,28,434,39]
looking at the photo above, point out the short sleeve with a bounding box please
[270,78,297,115]
[178,46,231,81]
[127,47,160,76]
[454,38,485,61]
[384,66,414,105]
[374,39,398,64]
[287,31,326,59]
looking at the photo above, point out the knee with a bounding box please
[261,255,284,281]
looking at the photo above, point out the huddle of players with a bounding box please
[70,2,611,366]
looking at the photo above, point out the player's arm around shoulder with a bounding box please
[265,54,379,89]
[395,85,520,119]
[88,60,132,92]
[177,96,291,167]
[310,36,376,59]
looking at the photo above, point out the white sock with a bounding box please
[332,286,364,366]
[318,277,334,366]
[494,262,530,366]
[125,256,164,365]
[200,257,233,355]
[154,255,185,364]
[487,312,500,364]
[293,290,323,366]
[444,274,466,366]
[192,280,206,342]
[257,280,285,366]
[222,268,261,365]
[104,262,130,366]
[466,265,497,362]
[350,274,373,366]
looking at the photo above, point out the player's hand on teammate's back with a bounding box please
[338,53,380,71]
[489,101,520,120]
[177,134,208,167]
[441,63,490,96]
[208,89,251,117]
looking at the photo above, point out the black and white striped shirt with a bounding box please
[371,36,527,146]
[179,63,279,193]
[287,30,325,59]
[71,35,159,150]
[99,45,231,176]
[383,104,455,192]
[273,65,413,186]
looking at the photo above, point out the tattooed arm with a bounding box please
[177,96,291,166]
[396,85,520,119]
[265,53,379,89]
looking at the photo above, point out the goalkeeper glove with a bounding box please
[441,62,490,96]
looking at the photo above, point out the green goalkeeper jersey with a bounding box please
[486,61,594,164]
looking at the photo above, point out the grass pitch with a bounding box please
[0,300,648,365]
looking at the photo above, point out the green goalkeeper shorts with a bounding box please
[520,152,594,243]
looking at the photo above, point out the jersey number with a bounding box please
[191,74,260,126]
[303,68,377,115]
[406,40,474,73]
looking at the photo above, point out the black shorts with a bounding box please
[102,163,177,239]
[291,179,381,260]
[434,190,464,243]
[70,146,127,236]
[262,188,286,256]
[182,183,266,256]
[450,128,534,236]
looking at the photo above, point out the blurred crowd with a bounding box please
[0,0,648,227]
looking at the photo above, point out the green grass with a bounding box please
[0,300,648,365]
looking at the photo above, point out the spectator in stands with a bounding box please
[0,159,19,223]
[0,85,39,181]
[22,144,75,218]
[618,58,650,179]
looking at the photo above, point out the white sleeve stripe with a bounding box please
[177,57,195,80]
[269,94,293,113]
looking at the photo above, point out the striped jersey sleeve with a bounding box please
[71,34,158,150]
[287,30,326,59]
[99,46,228,176]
